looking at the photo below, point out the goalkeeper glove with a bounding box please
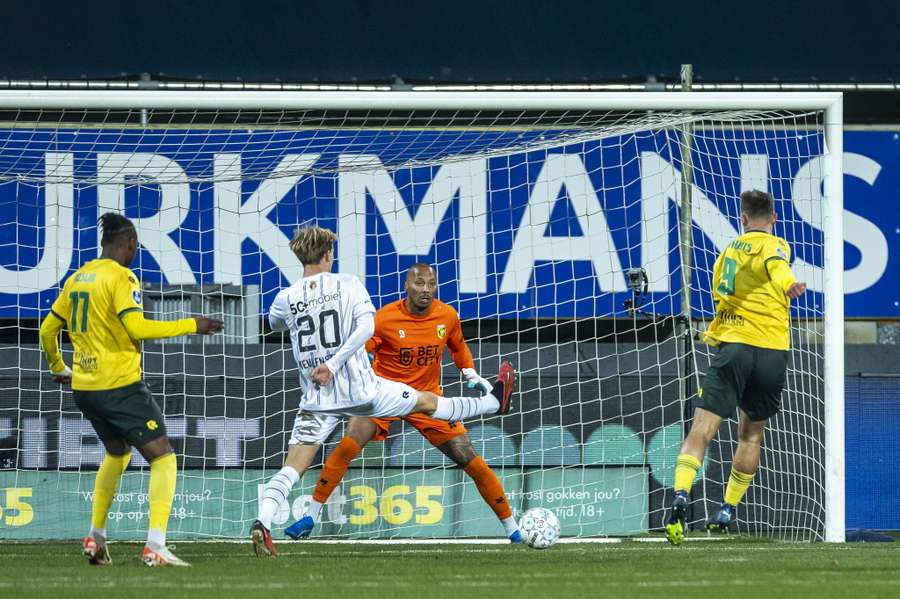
[461,368,492,395]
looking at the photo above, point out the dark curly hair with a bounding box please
[98,212,137,246]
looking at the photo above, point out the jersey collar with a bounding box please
[399,298,435,319]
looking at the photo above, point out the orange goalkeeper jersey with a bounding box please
[366,299,474,395]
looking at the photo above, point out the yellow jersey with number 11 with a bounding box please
[48,259,154,391]
[701,230,797,351]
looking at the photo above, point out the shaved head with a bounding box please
[404,263,437,315]
[406,262,435,282]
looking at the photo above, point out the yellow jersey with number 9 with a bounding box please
[49,258,145,391]
[702,230,797,351]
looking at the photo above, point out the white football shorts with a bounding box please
[289,376,420,445]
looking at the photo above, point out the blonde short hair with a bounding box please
[290,226,337,265]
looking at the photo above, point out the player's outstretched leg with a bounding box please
[493,360,516,415]
[430,361,516,421]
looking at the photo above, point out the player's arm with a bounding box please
[114,272,222,339]
[324,312,375,375]
[39,308,72,382]
[365,333,382,363]
[446,311,491,393]
[767,259,805,299]
[765,242,806,299]
[40,280,73,383]
[268,291,291,332]
[121,311,197,340]
[313,279,375,385]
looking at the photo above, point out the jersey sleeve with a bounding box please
[111,269,144,319]
[764,238,796,293]
[268,291,290,332]
[350,278,376,319]
[49,276,73,326]
[710,252,725,304]
[445,307,474,370]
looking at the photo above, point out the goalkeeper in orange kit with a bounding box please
[284,263,522,542]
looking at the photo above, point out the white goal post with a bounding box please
[0,90,844,542]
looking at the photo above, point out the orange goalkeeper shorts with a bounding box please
[370,413,467,448]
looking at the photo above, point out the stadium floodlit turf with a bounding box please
[1,539,899,599]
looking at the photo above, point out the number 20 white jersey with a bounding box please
[268,272,378,411]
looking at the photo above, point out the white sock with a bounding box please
[432,393,500,421]
[306,499,324,522]
[89,526,107,541]
[147,528,165,549]
[501,516,519,537]
[257,466,300,529]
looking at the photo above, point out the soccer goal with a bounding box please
[0,90,843,542]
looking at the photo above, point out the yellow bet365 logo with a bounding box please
[1,487,34,526]
[146,420,158,431]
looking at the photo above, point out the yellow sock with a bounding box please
[91,452,131,531]
[674,453,702,493]
[148,453,177,540]
[724,468,755,506]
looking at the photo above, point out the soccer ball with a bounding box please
[518,507,560,549]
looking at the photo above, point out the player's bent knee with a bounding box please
[137,435,173,463]
[439,435,477,466]
[347,417,377,445]
[413,391,438,415]
[284,442,319,472]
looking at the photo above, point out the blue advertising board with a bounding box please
[0,128,897,318]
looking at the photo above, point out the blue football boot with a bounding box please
[706,503,735,533]
[284,515,315,540]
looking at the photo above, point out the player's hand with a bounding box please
[195,317,225,335]
[311,363,334,386]
[785,281,807,299]
[462,367,492,395]
[52,365,72,385]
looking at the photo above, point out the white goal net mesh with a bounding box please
[0,101,828,541]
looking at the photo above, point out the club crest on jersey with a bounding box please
[132,290,142,304]
[398,329,406,338]
[437,324,446,339]
[399,347,413,365]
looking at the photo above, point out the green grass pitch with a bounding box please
[1,539,899,599]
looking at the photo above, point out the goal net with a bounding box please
[0,91,843,542]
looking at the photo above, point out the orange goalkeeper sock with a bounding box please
[312,436,362,504]
[464,456,513,521]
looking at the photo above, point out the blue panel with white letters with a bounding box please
[0,128,897,318]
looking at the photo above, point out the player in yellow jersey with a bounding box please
[664,190,807,545]
[39,213,223,566]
